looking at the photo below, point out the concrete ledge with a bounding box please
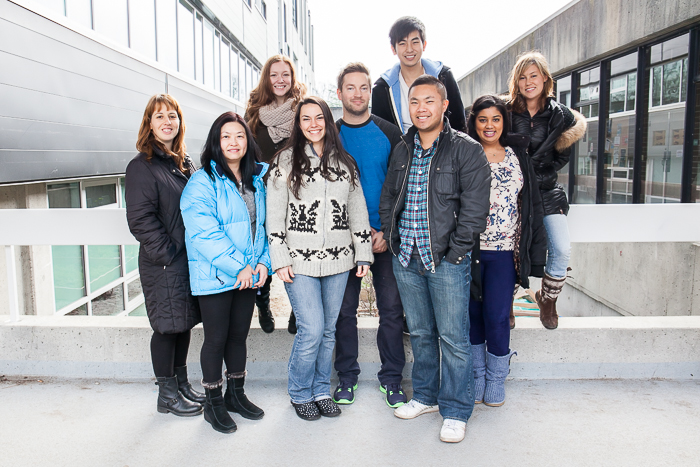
[1,316,699,380]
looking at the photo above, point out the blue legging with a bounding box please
[469,250,516,357]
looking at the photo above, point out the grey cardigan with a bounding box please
[266,144,373,277]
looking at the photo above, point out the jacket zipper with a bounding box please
[389,138,412,257]
[425,143,436,273]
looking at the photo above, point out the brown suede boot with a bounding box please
[535,274,566,330]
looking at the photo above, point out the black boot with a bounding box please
[288,311,297,335]
[155,376,203,417]
[174,365,205,403]
[203,381,237,434]
[224,372,264,420]
[256,279,275,334]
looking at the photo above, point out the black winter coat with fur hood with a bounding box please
[511,98,587,216]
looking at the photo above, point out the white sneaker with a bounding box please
[440,419,466,443]
[393,399,439,419]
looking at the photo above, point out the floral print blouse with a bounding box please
[480,146,523,251]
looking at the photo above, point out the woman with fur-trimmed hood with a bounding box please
[508,51,587,330]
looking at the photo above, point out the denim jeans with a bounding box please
[284,271,350,404]
[543,214,571,279]
[469,250,515,357]
[392,256,474,422]
[335,250,405,385]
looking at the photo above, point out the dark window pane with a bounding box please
[681,57,687,103]
[572,121,598,204]
[642,107,684,203]
[591,103,599,118]
[627,73,636,111]
[86,184,116,208]
[48,183,80,208]
[604,115,635,204]
[651,66,662,107]
[66,304,88,316]
[662,61,681,105]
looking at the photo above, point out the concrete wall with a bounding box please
[1,316,698,380]
[0,184,53,317]
[568,242,700,316]
[457,0,700,105]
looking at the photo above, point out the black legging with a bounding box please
[198,288,257,384]
[150,330,191,377]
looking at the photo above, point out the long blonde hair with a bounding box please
[245,55,306,135]
[508,51,554,114]
[136,94,187,171]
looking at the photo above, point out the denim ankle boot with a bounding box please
[472,343,486,403]
[484,350,517,407]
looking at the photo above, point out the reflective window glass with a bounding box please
[231,47,239,101]
[214,31,221,91]
[239,54,246,100]
[247,61,253,101]
[221,38,231,97]
[604,115,635,204]
[571,121,598,204]
[129,0,156,60]
[92,0,128,47]
[557,75,571,107]
[195,14,203,83]
[203,20,214,88]
[156,0,178,70]
[177,0,195,79]
[91,284,124,316]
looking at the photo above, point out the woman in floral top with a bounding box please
[466,95,546,407]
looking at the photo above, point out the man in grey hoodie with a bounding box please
[371,16,466,134]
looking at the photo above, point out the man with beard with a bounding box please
[332,63,407,409]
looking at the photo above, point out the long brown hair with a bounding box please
[277,96,359,200]
[508,51,554,114]
[136,94,187,171]
[245,55,306,135]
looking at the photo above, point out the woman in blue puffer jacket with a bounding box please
[181,112,270,434]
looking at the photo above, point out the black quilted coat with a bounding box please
[125,147,200,334]
[511,98,577,216]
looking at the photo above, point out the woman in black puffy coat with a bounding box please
[125,94,203,417]
[508,52,586,330]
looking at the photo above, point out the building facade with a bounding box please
[0,0,315,317]
[458,0,700,316]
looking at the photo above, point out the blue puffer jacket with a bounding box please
[181,160,270,296]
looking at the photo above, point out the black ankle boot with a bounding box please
[256,283,275,334]
[155,376,203,417]
[203,383,237,434]
[225,373,264,420]
[174,365,205,403]
[287,311,297,335]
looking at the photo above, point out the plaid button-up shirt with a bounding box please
[398,132,440,270]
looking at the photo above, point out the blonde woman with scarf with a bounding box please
[246,54,306,335]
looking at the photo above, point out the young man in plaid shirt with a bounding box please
[379,75,491,443]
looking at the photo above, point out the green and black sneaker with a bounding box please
[333,381,358,404]
[380,383,407,408]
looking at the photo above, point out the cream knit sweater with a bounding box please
[266,144,373,277]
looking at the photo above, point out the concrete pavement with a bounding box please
[1,377,699,466]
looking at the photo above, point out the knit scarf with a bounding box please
[258,99,295,143]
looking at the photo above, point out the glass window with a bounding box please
[239,53,246,101]
[85,183,122,292]
[155,0,178,70]
[231,47,239,101]
[47,183,86,311]
[91,285,124,316]
[292,0,298,29]
[642,35,689,203]
[578,67,600,119]
[65,0,92,29]
[604,115,635,204]
[36,0,65,15]
[221,38,230,97]
[557,75,571,107]
[129,0,156,60]
[214,31,221,92]
[572,121,598,204]
[609,53,638,115]
[203,20,214,88]
[195,14,203,83]
[92,0,128,47]
[247,61,253,102]
[692,53,700,202]
[177,0,195,79]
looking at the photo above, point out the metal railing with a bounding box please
[2,204,700,322]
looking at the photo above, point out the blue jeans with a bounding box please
[284,271,350,404]
[469,250,515,357]
[543,214,571,279]
[392,256,474,422]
